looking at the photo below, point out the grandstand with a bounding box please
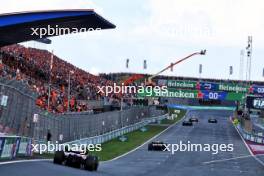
[0,44,115,113]
[0,10,166,143]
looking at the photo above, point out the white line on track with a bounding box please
[203,155,252,164]
[0,159,52,166]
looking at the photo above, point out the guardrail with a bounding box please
[66,114,168,145]
[0,114,168,160]
[237,124,264,144]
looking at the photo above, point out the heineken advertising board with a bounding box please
[167,80,197,89]
[165,80,264,94]
[137,88,197,98]
[137,88,245,101]
[217,84,248,93]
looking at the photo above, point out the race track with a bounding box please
[1,110,263,176]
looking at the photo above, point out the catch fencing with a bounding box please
[0,78,165,142]
[66,114,168,145]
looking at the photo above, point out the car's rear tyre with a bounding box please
[65,154,74,166]
[53,151,65,164]
[84,155,99,171]
[71,155,81,168]
[148,144,153,151]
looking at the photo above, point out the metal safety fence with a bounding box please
[66,114,168,145]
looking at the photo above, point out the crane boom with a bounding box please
[148,50,206,82]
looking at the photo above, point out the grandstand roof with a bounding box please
[0,9,116,47]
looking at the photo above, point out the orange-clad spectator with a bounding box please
[0,44,118,113]
[70,97,75,108]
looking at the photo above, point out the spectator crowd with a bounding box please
[0,44,118,113]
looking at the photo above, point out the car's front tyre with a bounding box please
[84,155,99,171]
[53,151,65,164]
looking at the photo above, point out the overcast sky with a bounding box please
[1,0,264,81]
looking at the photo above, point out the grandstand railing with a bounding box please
[237,124,264,144]
[66,114,168,145]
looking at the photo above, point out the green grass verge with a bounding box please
[92,110,186,161]
[91,125,166,161]
[34,110,186,161]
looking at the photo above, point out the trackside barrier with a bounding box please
[0,114,168,160]
[237,124,264,144]
[0,136,33,160]
[66,114,168,145]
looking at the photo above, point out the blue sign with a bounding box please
[0,137,5,157]
[201,91,228,100]
[252,86,264,94]
[199,82,218,91]
[12,137,21,158]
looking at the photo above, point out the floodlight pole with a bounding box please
[47,50,53,111]
[148,50,206,82]
[67,70,74,112]
[246,36,253,82]
[67,72,71,112]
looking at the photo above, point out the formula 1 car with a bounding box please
[208,118,217,123]
[148,141,166,151]
[53,150,99,171]
[189,117,199,123]
[182,120,193,126]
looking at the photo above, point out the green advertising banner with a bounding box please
[137,88,198,99]
[137,88,246,101]
[218,84,249,93]
[225,92,246,101]
[165,79,250,94]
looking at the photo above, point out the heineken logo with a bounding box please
[167,80,196,88]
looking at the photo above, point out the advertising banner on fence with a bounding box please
[246,96,264,109]
[200,90,245,101]
[218,83,248,93]
[0,137,19,159]
[165,80,258,94]
[251,85,264,94]
[167,80,197,89]
[201,91,228,100]
[18,137,32,156]
[198,82,218,91]
[137,88,198,98]
[1,137,14,158]
[138,88,245,101]
[0,137,5,158]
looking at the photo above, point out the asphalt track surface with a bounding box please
[1,110,263,176]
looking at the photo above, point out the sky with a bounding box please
[1,0,264,81]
